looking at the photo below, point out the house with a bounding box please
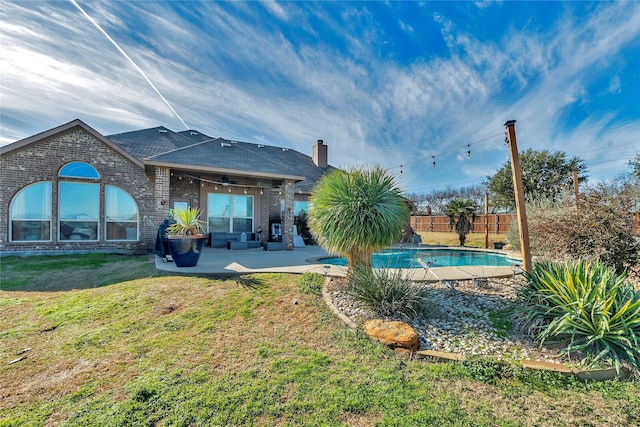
[0,119,335,254]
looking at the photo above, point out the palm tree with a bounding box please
[446,198,477,246]
[309,165,409,272]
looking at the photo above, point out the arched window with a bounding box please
[105,185,139,241]
[59,162,99,179]
[10,182,52,241]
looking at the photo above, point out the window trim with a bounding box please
[58,161,100,179]
[9,181,52,242]
[105,185,139,242]
[207,193,254,233]
[58,181,100,242]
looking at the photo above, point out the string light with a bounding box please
[172,173,306,197]
[387,131,503,172]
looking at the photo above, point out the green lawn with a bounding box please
[417,231,508,248]
[1,255,638,426]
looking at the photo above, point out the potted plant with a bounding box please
[166,207,206,267]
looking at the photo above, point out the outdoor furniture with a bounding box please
[263,242,284,251]
[227,241,249,250]
[210,232,260,249]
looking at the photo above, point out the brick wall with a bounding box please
[0,127,156,253]
[170,175,202,209]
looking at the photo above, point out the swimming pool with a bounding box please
[321,247,519,268]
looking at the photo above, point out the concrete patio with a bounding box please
[155,245,518,281]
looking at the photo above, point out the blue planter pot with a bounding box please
[168,236,204,267]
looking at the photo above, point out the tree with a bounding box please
[630,153,640,181]
[486,149,587,210]
[405,184,487,215]
[507,183,639,275]
[309,166,409,272]
[445,198,478,246]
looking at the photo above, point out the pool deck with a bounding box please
[155,245,520,281]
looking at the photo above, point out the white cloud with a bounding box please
[608,75,622,94]
[1,1,639,191]
[261,1,289,21]
[398,19,413,33]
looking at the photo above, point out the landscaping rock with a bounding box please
[364,319,419,351]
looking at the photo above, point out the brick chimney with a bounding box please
[312,139,328,168]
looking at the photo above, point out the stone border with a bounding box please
[321,276,633,382]
[321,276,356,329]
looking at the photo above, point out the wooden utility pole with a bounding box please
[505,120,532,273]
[573,170,580,211]
[484,193,489,249]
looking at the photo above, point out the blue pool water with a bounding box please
[321,248,518,268]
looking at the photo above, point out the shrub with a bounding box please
[346,265,427,319]
[297,272,324,295]
[507,183,639,274]
[513,260,640,372]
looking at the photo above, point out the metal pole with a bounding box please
[505,120,532,273]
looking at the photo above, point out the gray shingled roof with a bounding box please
[107,127,335,193]
[108,126,199,161]
[176,130,216,142]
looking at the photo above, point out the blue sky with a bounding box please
[1,1,639,194]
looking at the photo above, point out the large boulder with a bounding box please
[364,319,419,351]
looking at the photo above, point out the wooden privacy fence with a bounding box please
[412,213,640,235]
[411,214,515,234]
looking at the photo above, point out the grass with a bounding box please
[0,253,162,291]
[1,254,639,426]
[417,231,507,248]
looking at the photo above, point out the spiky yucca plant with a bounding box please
[309,166,409,272]
[166,207,206,237]
[514,260,640,372]
[347,264,426,319]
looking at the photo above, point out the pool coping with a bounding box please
[155,244,522,281]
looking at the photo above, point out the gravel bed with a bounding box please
[327,276,566,363]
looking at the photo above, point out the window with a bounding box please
[10,182,52,241]
[105,185,139,241]
[9,163,139,244]
[59,162,99,179]
[294,201,309,216]
[231,195,253,232]
[207,194,254,232]
[59,182,99,241]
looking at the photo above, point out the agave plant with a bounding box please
[166,207,206,237]
[514,260,640,372]
[309,165,408,272]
